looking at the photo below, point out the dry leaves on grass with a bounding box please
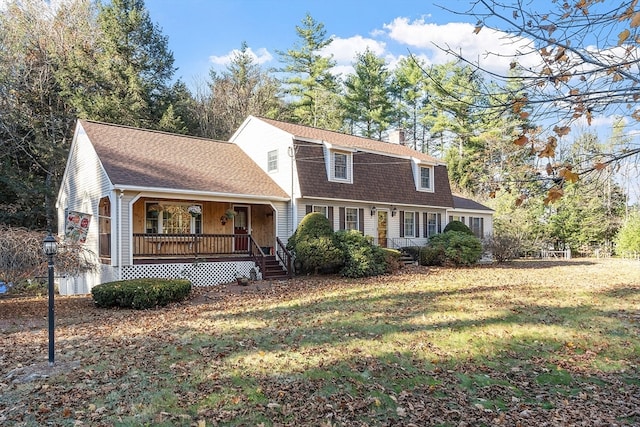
[1,260,639,426]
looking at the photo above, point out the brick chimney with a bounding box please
[388,128,405,145]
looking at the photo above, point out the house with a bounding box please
[56,117,493,294]
[56,120,292,294]
[231,116,493,247]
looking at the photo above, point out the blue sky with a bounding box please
[145,0,531,86]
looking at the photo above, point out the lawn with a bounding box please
[1,259,639,426]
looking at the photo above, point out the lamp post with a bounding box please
[43,232,58,366]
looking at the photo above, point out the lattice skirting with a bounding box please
[59,261,261,295]
[121,261,261,287]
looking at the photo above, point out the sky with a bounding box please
[144,0,533,88]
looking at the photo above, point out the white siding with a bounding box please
[56,123,113,268]
[231,117,298,198]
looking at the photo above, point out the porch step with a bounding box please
[260,255,290,280]
[399,252,416,266]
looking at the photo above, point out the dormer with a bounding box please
[323,142,355,184]
[412,157,435,192]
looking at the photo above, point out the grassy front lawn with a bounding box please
[1,259,639,426]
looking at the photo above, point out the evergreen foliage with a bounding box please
[335,230,387,278]
[615,213,640,254]
[422,231,483,266]
[443,220,474,235]
[92,278,191,309]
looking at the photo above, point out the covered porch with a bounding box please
[99,196,292,280]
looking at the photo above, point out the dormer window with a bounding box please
[418,165,434,192]
[330,150,352,182]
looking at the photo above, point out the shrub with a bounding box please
[92,278,192,309]
[483,232,522,263]
[335,230,387,278]
[443,220,474,235]
[381,248,402,273]
[286,212,335,252]
[294,236,343,274]
[422,231,483,266]
[615,213,640,254]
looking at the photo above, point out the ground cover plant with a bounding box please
[1,259,639,426]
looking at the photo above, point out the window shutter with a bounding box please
[399,211,405,237]
[423,213,428,237]
[415,212,420,238]
[306,205,312,215]
[358,208,364,233]
[328,207,334,230]
[480,217,484,237]
[339,207,345,230]
[437,213,442,233]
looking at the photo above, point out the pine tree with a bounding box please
[342,49,394,140]
[278,13,341,129]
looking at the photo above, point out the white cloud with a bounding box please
[383,17,537,74]
[321,35,386,65]
[209,47,273,67]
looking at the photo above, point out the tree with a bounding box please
[0,0,87,228]
[342,48,394,140]
[615,212,640,255]
[198,42,283,140]
[391,56,430,151]
[440,0,640,203]
[278,13,342,129]
[61,0,179,129]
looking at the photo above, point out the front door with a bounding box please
[377,211,388,248]
[234,206,249,251]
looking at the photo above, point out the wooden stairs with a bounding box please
[260,255,290,280]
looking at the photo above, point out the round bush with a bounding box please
[443,220,474,235]
[92,278,192,309]
[335,230,387,278]
[286,212,334,252]
[423,231,482,266]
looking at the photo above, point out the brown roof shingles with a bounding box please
[258,117,441,164]
[295,142,454,208]
[80,120,288,199]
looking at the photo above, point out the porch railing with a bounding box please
[133,233,254,257]
[276,237,293,277]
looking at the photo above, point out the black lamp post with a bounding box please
[43,232,58,366]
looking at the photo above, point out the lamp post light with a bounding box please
[43,232,58,367]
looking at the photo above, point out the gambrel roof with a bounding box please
[258,117,442,164]
[79,120,288,199]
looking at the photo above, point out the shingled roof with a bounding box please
[257,117,442,164]
[452,195,493,211]
[79,120,288,199]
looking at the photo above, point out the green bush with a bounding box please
[443,220,474,235]
[286,212,335,252]
[294,236,343,274]
[335,230,387,278]
[616,213,640,254]
[92,278,192,309]
[422,231,483,266]
[381,248,402,273]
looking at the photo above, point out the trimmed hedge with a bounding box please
[443,220,474,235]
[92,278,192,309]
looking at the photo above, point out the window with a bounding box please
[470,217,484,238]
[334,152,347,179]
[404,211,416,237]
[267,150,278,172]
[313,205,328,217]
[420,166,432,190]
[345,208,358,230]
[146,202,201,234]
[426,213,440,237]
